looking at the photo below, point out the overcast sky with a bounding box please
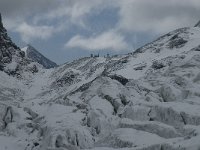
[1,0,200,64]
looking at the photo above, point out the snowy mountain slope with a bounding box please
[1,13,200,150]
[105,27,200,79]
[21,45,57,69]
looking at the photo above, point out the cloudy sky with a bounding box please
[1,0,200,64]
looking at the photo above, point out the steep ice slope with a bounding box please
[21,45,57,69]
[1,12,200,150]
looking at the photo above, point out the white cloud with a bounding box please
[15,22,55,42]
[65,30,129,51]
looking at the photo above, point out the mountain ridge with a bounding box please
[194,20,200,27]
[21,44,57,69]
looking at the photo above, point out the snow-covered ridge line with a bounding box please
[21,45,57,69]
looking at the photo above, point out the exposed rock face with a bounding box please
[0,13,35,76]
[0,16,17,65]
[167,34,188,49]
[0,13,3,28]
[194,20,200,27]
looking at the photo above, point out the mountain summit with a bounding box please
[194,20,200,27]
[0,13,3,28]
[21,45,57,69]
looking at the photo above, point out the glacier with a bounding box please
[1,13,200,150]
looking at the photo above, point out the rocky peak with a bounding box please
[0,13,26,73]
[22,44,58,69]
[194,20,200,27]
[0,13,3,28]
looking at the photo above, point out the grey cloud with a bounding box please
[117,0,200,33]
[0,0,61,18]
[1,0,116,43]
[1,0,200,31]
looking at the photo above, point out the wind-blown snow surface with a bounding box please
[1,25,200,150]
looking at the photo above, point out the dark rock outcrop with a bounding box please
[0,13,26,73]
[109,74,129,85]
[0,14,3,28]
[194,20,200,27]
